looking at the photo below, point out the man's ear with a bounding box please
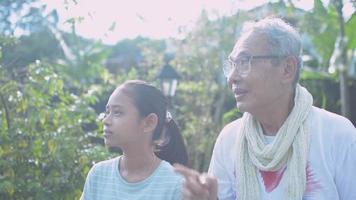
[282,56,298,84]
[142,113,158,134]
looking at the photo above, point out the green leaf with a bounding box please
[314,0,328,16]
[48,139,57,154]
[0,181,14,197]
[39,110,47,125]
[32,139,42,158]
[345,13,356,49]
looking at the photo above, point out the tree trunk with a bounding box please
[334,0,351,118]
[213,89,227,123]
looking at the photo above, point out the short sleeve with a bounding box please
[208,122,239,200]
[80,164,98,200]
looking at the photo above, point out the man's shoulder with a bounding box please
[312,106,355,129]
[311,106,356,142]
[225,117,243,128]
[216,117,243,144]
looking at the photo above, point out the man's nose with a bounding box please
[103,114,111,126]
[227,67,241,87]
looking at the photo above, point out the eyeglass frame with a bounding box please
[223,55,288,78]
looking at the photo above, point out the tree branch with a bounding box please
[0,92,11,132]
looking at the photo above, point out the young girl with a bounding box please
[80,80,188,200]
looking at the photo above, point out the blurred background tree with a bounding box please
[0,0,112,199]
[0,0,355,199]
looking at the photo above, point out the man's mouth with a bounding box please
[232,86,248,96]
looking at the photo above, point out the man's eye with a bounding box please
[235,57,248,65]
[112,110,122,116]
[240,58,249,66]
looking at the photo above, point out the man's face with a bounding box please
[227,31,287,114]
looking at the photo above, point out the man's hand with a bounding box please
[174,164,218,200]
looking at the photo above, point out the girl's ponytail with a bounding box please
[155,118,188,166]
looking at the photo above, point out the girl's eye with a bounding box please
[103,108,123,118]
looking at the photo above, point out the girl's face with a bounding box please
[102,87,145,148]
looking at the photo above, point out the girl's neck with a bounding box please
[119,150,161,183]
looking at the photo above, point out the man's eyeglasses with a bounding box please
[222,55,286,77]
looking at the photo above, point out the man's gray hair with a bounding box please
[240,17,303,83]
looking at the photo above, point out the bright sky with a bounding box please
[42,0,353,44]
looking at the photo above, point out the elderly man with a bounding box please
[175,17,356,200]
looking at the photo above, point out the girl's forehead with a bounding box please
[107,88,132,107]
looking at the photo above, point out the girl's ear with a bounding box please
[142,113,158,134]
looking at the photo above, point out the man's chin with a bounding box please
[237,102,251,114]
[236,102,244,110]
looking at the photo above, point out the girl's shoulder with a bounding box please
[150,160,184,195]
[155,160,184,181]
[89,157,119,175]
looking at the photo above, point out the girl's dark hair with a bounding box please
[120,80,188,166]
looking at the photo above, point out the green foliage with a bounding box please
[1,30,64,69]
[0,59,109,199]
[223,108,243,125]
[300,69,340,113]
[0,1,113,196]
[299,0,339,69]
[345,13,356,49]
[62,41,111,87]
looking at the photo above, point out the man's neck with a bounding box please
[253,90,295,136]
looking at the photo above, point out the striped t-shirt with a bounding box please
[80,156,183,200]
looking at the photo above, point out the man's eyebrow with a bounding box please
[229,52,249,61]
